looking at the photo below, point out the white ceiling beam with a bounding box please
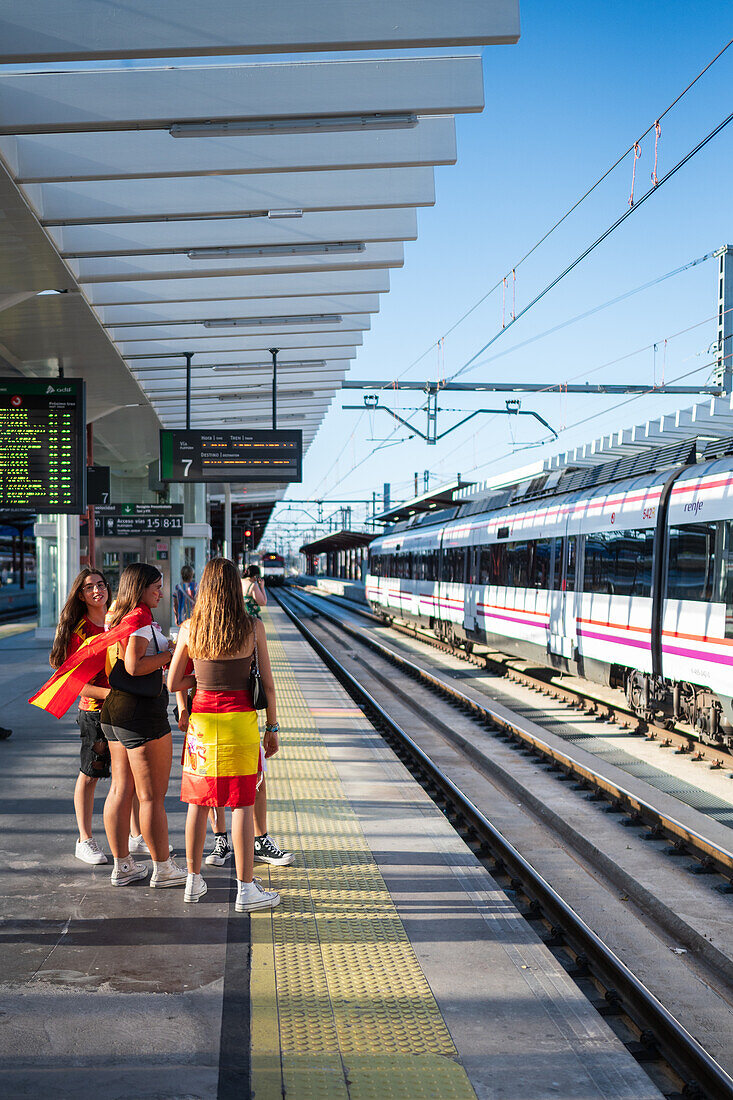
[26,167,436,225]
[49,208,419,257]
[71,242,404,285]
[99,295,380,327]
[124,342,359,364]
[5,115,457,182]
[0,58,483,131]
[84,269,391,306]
[0,3,519,62]
[114,320,370,350]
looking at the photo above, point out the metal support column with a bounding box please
[185,352,193,430]
[223,484,232,561]
[270,347,279,430]
[715,245,733,394]
[86,423,96,569]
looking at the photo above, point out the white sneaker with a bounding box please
[184,872,208,903]
[75,838,108,866]
[110,858,148,886]
[129,834,174,856]
[235,879,281,912]
[150,858,188,889]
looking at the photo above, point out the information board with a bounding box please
[0,378,85,513]
[159,429,302,484]
[95,504,184,537]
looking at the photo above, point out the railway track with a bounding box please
[296,585,732,766]
[287,585,733,886]
[275,586,733,1100]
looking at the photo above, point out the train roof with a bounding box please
[371,451,733,549]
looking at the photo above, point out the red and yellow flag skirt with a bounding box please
[181,690,261,808]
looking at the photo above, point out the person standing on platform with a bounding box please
[169,557,281,911]
[202,560,292,869]
[174,564,197,627]
[101,563,187,889]
[242,563,266,618]
[49,568,113,866]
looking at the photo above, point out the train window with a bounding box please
[504,541,532,587]
[441,548,466,584]
[565,537,577,592]
[466,547,479,585]
[532,539,553,589]
[584,528,654,597]
[667,523,717,603]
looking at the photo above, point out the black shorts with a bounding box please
[77,710,111,779]
[101,688,171,751]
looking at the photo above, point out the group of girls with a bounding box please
[49,557,285,912]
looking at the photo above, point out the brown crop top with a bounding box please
[192,655,253,692]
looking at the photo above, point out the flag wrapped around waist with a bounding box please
[29,605,153,718]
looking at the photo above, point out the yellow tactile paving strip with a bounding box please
[251,611,477,1100]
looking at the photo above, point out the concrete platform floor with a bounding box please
[0,609,663,1099]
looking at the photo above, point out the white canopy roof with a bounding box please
[0,3,519,503]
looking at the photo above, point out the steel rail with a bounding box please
[275,588,733,1100]
[285,585,733,884]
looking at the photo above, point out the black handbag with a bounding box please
[108,624,164,698]
[248,631,268,710]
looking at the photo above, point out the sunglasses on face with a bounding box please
[83,582,107,593]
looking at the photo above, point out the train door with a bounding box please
[548,535,578,661]
[464,545,480,637]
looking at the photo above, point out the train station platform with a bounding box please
[0,608,663,1099]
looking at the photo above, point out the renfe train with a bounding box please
[366,449,733,748]
[261,552,286,585]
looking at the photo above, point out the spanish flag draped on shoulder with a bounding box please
[29,605,153,718]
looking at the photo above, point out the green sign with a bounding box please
[160,429,302,484]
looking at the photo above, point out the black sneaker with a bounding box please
[254,833,294,866]
[205,834,233,866]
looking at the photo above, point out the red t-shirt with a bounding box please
[68,617,109,712]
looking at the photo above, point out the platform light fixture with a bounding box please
[211,360,326,371]
[169,112,418,138]
[218,390,316,400]
[188,241,364,260]
[267,209,303,219]
[203,314,342,328]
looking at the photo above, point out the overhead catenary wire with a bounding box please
[430,307,733,482]
[386,37,733,390]
[448,105,733,383]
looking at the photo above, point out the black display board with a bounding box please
[87,464,111,506]
[159,429,302,484]
[95,504,184,537]
[0,378,85,513]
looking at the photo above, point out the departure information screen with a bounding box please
[159,429,302,483]
[0,378,86,513]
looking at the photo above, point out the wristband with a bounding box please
[265,723,279,734]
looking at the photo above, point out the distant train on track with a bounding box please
[366,448,733,748]
[260,552,286,586]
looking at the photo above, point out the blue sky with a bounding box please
[268,2,733,548]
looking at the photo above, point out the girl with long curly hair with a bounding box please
[168,557,280,910]
[50,567,113,866]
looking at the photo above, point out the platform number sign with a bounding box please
[159,429,302,484]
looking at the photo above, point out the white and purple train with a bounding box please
[366,452,733,747]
